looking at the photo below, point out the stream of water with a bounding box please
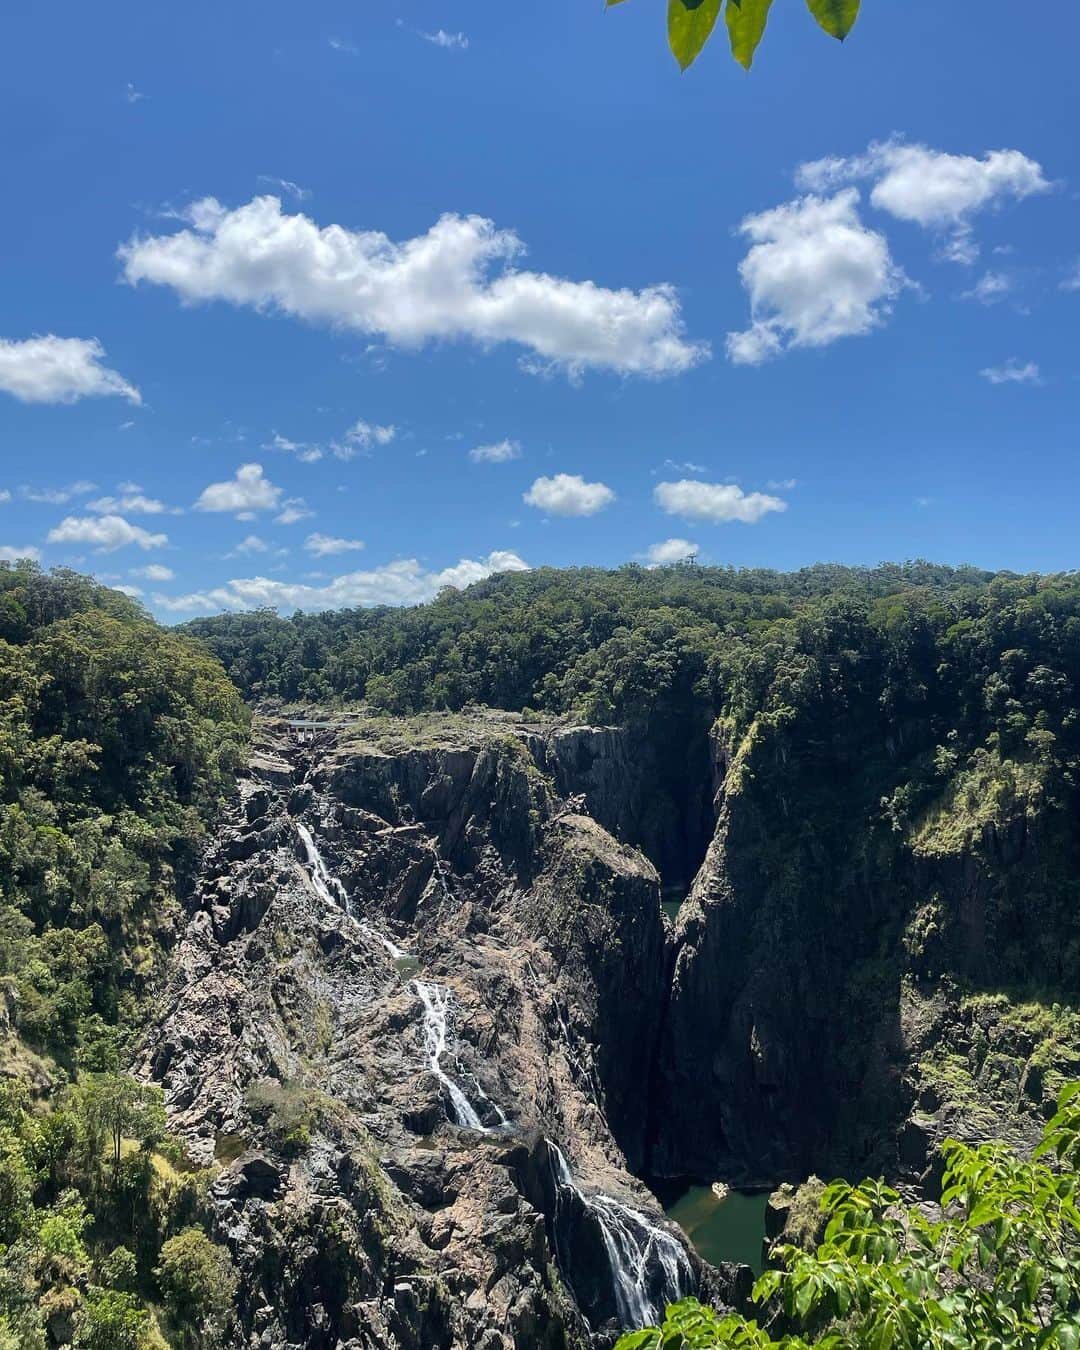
[548,1142,691,1329]
[413,981,488,1131]
[295,821,407,959]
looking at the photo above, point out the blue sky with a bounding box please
[1,0,1078,617]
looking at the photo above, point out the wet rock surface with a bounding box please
[141,712,742,1349]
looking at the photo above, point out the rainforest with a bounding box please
[3,557,1080,1346]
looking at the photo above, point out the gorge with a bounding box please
[4,560,1080,1347]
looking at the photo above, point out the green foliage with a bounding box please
[608,0,860,72]
[617,1081,1080,1348]
[0,564,250,1345]
[154,1229,238,1347]
[72,1288,152,1350]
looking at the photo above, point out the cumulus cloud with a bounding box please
[0,335,140,405]
[333,419,397,460]
[20,481,97,505]
[47,514,168,553]
[654,479,787,524]
[304,533,365,556]
[88,489,175,515]
[523,473,615,517]
[0,545,41,563]
[229,535,270,556]
[195,463,281,516]
[131,563,174,581]
[153,550,528,615]
[469,439,521,464]
[962,271,1012,305]
[118,197,706,379]
[797,139,1049,264]
[420,29,469,50]
[275,498,314,525]
[263,432,323,463]
[979,359,1042,385]
[645,538,699,566]
[725,190,904,365]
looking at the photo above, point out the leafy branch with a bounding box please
[607,0,861,72]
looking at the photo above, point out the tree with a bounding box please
[616,1080,1080,1348]
[72,1075,166,1175]
[154,1229,238,1347]
[72,1288,153,1350]
[609,0,861,72]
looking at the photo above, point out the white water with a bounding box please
[548,1142,691,1329]
[296,821,407,960]
[413,981,488,1131]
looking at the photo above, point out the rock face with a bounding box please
[144,703,1074,1347]
[142,713,742,1349]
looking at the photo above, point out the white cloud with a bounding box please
[0,491,10,504]
[275,498,314,525]
[131,563,174,581]
[766,477,798,490]
[662,458,707,474]
[153,549,528,615]
[645,538,699,566]
[655,479,787,524]
[88,491,174,515]
[227,535,270,557]
[0,545,40,563]
[114,584,144,597]
[797,139,1050,264]
[420,29,469,50]
[256,175,309,202]
[195,463,282,515]
[962,271,1012,304]
[263,432,323,463]
[47,514,168,553]
[523,473,615,517]
[979,359,1042,386]
[125,82,145,105]
[119,197,706,379]
[328,36,356,53]
[726,190,904,365]
[469,438,521,464]
[21,481,97,505]
[304,532,365,556]
[1061,262,1080,293]
[334,419,397,460]
[0,336,140,405]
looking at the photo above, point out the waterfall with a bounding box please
[547,1141,691,1329]
[413,981,488,1132]
[296,821,408,960]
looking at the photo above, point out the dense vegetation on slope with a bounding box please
[0,562,248,1346]
[183,560,1000,717]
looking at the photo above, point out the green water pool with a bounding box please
[665,1186,768,1274]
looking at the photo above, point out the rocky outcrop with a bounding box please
[142,713,743,1349]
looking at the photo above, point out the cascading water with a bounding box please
[413,981,489,1132]
[296,821,408,960]
[547,1141,691,1329]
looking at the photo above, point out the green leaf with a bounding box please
[805,0,860,41]
[668,0,723,70]
[725,0,774,69]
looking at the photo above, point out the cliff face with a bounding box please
[144,703,1080,1347]
[142,712,736,1350]
[652,709,1080,1190]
